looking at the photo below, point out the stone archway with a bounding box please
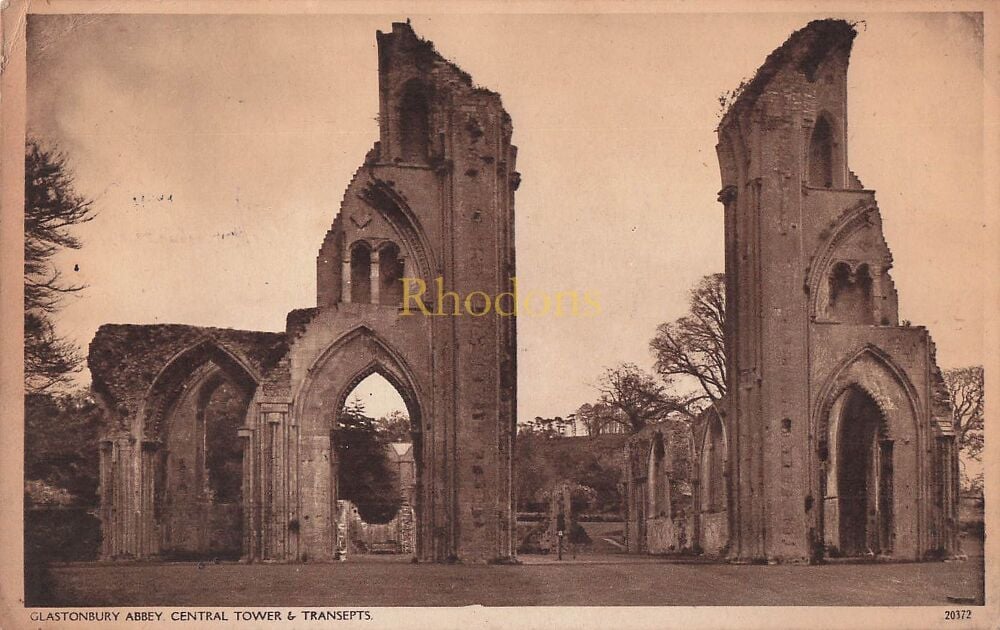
[697,408,729,555]
[331,365,423,558]
[138,339,260,560]
[292,326,432,561]
[828,386,892,556]
[815,346,922,559]
[156,365,253,559]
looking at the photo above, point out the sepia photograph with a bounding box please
[1,1,995,627]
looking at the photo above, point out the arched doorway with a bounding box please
[333,372,420,557]
[823,385,893,557]
[294,326,430,561]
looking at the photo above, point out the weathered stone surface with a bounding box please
[89,324,286,433]
[623,420,694,554]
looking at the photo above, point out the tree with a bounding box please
[943,366,984,462]
[575,402,626,436]
[375,409,412,442]
[24,389,104,507]
[24,138,95,394]
[596,363,687,433]
[520,415,574,438]
[649,273,726,407]
[336,397,401,523]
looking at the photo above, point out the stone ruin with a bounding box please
[90,22,519,564]
[624,20,961,563]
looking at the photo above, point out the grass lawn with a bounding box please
[34,551,984,607]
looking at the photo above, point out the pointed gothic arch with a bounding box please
[134,337,260,560]
[293,325,429,559]
[139,337,260,442]
[813,344,925,558]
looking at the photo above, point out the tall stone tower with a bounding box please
[297,21,520,563]
[717,20,959,563]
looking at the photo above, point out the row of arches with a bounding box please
[345,240,406,306]
[124,332,423,562]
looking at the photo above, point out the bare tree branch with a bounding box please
[944,365,984,461]
[650,273,727,403]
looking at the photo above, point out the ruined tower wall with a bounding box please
[717,20,959,562]
[286,22,519,563]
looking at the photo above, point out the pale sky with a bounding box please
[27,12,985,420]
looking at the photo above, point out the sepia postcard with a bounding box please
[1,1,997,628]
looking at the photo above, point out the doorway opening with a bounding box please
[333,372,420,556]
[826,385,894,557]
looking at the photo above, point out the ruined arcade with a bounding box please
[89,23,519,564]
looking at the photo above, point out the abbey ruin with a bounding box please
[625,20,961,563]
[91,19,961,566]
[90,22,519,564]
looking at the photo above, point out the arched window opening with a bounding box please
[335,372,418,555]
[701,416,726,513]
[160,363,251,561]
[379,242,405,306]
[350,242,372,304]
[828,262,875,324]
[809,116,835,188]
[649,434,670,518]
[399,85,431,162]
[203,381,247,505]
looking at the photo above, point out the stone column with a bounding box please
[139,441,160,558]
[261,403,290,561]
[872,265,886,324]
[237,426,254,561]
[341,259,352,303]
[98,440,114,559]
[370,249,381,305]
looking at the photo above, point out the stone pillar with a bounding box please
[341,259,352,303]
[260,402,290,561]
[238,426,254,560]
[872,265,886,324]
[370,249,381,305]
[98,440,114,559]
[101,435,141,559]
[139,441,160,558]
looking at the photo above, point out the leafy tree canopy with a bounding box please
[336,398,401,523]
